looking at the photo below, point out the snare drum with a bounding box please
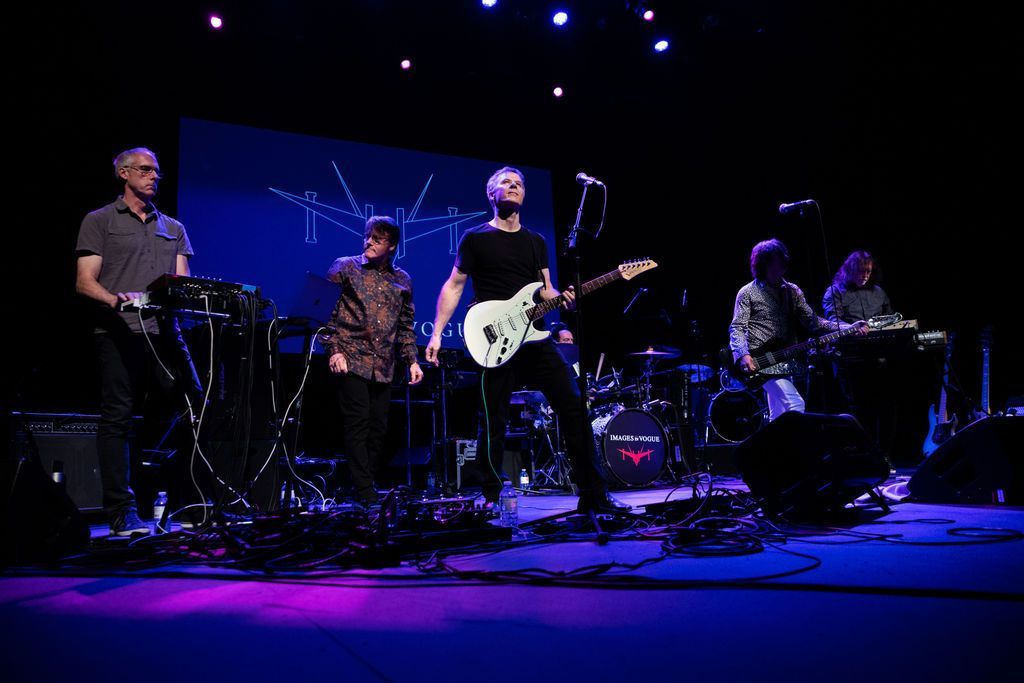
[708,390,766,443]
[594,408,668,487]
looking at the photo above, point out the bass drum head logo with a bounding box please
[600,409,667,487]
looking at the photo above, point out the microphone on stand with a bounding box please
[576,172,605,186]
[778,199,816,214]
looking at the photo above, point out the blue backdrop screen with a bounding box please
[177,117,557,350]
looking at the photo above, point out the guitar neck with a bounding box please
[755,323,854,366]
[527,269,623,321]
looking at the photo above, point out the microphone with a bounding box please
[778,199,816,214]
[623,287,648,315]
[576,172,604,186]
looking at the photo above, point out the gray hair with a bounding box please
[485,166,525,208]
[112,147,158,179]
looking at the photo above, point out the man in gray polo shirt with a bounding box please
[75,147,200,536]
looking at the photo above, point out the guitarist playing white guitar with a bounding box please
[425,166,631,515]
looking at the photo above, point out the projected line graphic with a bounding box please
[270,162,487,260]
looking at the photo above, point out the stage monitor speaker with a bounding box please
[908,416,1023,504]
[734,411,890,519]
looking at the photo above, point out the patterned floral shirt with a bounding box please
[323,255,418,383]
[729,279,839,358]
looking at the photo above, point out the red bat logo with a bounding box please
[618,447,654,467]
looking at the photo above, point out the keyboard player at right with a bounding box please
[823,250,902,460]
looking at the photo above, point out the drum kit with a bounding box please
[512,343,770,489]
[428,341,768,492]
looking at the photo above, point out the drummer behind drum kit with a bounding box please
[575,344,768,488]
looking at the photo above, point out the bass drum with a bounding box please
[594,409,668,487]
[708,390,767,443]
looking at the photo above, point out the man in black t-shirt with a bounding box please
[425,167,627,513]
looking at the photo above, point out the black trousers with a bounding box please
[474,340,606,501]
[94,322,201,517]
[337,373,392,500]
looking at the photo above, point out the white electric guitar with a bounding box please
[463,258,658,368]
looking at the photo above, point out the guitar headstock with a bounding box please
[618,258,658,280]
[866,313,903,329]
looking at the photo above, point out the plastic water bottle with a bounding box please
[498,480,518,528]
[519,468,531,491]
[153,491,168,531]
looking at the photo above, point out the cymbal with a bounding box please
[627,345,681,360]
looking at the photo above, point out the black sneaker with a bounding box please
[110,508,153,537]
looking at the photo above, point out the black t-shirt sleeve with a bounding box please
[532,231,549,271]
[455,231,476,275]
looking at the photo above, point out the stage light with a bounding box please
[643,10,655,22]
[481,0,497,7]
[654,39,669,52]
[209,15,223,30]
[553,86,564,98]
[400,59,412,70]
[552,11,568,26]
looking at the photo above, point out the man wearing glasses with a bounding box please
[325,217,423,507]
[75,147,200,536]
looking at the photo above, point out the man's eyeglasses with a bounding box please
[366,234,390,245]
[127,165,163,179]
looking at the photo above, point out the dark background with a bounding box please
[9,1,1019,424]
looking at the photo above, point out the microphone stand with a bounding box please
[563,181,601,505]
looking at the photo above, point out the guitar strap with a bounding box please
[524,227,545,287]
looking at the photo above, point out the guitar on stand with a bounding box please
[922,332,957,457]
[969,325,994,424]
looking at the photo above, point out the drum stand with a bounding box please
[532,415,578,494]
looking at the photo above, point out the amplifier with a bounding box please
[9,412,138,513]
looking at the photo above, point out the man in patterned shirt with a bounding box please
[729,238,865,421]
[325,217,423,507]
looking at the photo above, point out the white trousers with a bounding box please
[762,377,806,422]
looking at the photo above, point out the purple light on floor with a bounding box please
[400,59,412,71]
[654,39,669,53]
[643,10,655,22]
[552,11,568,27]
[209,15,223,30]
[553,86,564,98]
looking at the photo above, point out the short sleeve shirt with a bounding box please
[75,197,194,333]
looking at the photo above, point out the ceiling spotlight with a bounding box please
[653,39,669,52]
[400,59,412,70]
[481,0,497,7]
[553,86,564,98]
[209,15,223,30]
[643,10,655,22]
[552,11,568,27]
